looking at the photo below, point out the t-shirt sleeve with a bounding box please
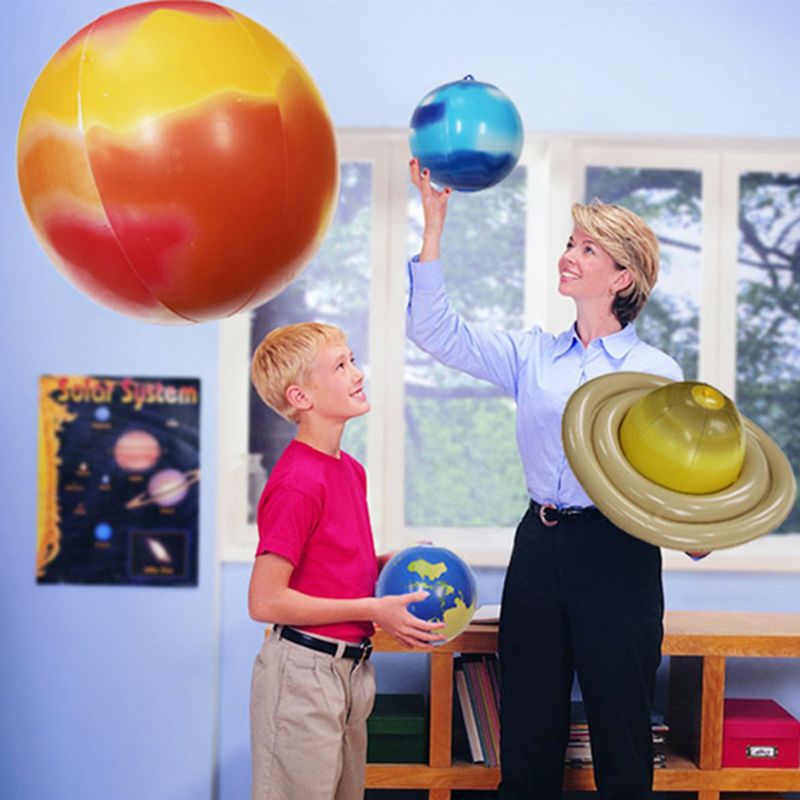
[351,457,367,492]
[255,485,322,563]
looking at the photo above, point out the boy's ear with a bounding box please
[285,384,312,412]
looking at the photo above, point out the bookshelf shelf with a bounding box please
[366,611,800,799]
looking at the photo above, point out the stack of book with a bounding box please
[566,702,669,769]
[453,672,670,772]
[453,654,501,767]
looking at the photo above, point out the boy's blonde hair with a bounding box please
[251,322,346,422]
[571,200,660,326]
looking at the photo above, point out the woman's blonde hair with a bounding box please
[251,322,346,422]
[571,200,660,325]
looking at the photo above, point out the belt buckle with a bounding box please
[357,639,373,664]
[539,502,559,527]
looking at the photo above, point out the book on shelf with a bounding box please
[463,655,499,767]
[475,655,501,766]
[453,669,670,772]
[472,604,501,624]
[454,658,483,763]
[566,701,670,769]
[454,653,501,767]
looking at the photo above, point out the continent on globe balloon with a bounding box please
[376,544,478,643]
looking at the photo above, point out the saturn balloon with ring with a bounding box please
[562,372,796,551]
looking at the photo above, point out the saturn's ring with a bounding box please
[125,468,201,510]
[562,373,796,551]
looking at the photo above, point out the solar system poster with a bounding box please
[37,375,200,586]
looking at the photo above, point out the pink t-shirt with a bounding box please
[255,439,378,642]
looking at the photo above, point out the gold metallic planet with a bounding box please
[619,382,746,494]
[562,373,796,551]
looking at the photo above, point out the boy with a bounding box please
[248,321,443,800]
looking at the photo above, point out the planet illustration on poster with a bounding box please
[126,468,200,509]
[94,522,113,542]
[113,430,161,472]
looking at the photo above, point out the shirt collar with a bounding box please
[554,322,639,360]
[553,327,579,358]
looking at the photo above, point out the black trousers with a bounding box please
[497,504,664,800]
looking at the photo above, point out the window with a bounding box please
[735,169,800,534]
[404,168,528,530]
[218,133,800,570]
[583,166,702,380]
[246,162,372,524]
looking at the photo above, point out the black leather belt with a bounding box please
[529,499,598,528]
[278,625,373,663]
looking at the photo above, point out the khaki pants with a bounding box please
[250,630,376,800]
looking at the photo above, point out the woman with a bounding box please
[406,159,683,799]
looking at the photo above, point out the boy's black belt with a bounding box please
[278,625,373,663]
[530,499,599,527]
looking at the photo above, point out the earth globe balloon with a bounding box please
[377,544,478,643]
[409,75,523,192]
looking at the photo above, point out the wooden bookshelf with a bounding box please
[366,611,800,800]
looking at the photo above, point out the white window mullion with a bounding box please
[712,154,742,396]
[545,140,580,335]
[339,134,401,556]
[216,312,255,562]
[695,154,729,391]
[375,136,413,554]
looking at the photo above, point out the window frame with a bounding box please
[217,130,800,571]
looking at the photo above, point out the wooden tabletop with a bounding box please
[372,611,800,658]
[662,611,800,657]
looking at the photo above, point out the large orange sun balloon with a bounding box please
[17,1,338,323]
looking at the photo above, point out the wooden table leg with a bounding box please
[699,656,725,771]
[429,651,454,768]
[427,651,454,800]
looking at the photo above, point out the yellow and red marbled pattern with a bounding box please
[18,1,337,323]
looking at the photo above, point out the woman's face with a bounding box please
[558,225,631,304]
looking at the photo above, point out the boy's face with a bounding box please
[300,341,370,422]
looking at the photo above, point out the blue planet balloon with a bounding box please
[410,75,523,192]
[377,544,478,642]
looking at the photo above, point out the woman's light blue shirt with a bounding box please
[406,257,684,509]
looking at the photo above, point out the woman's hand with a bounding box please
[410,158,450,262]
[373,590,447,648]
